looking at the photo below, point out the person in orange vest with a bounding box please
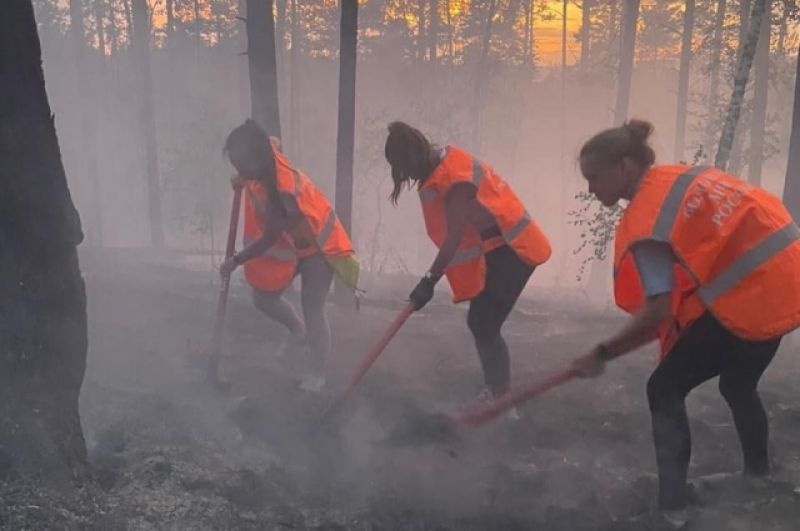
[384,122,552,407]
[571,119,800,524]
[219,120,358,392]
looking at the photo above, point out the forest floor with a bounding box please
[2,249,800,530]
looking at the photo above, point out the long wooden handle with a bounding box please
[345,302,415,395]
[206,187,243,383]
[452,368,579,427]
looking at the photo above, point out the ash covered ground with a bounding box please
[3,250,800,530]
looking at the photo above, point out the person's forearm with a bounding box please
[428,236,459,279]
[598,295,671,360]
[235,224,283,263]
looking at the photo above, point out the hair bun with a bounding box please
[624,119,654,143]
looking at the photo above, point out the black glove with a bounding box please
[409,275,437,311]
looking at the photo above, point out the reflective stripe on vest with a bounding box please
[450,245,483,266]
[651,165,711,239]
[699,222,800,305]
[316,209,336,249]
[419,188,438,203]
[472,158,484,186]
[504,211,531,242]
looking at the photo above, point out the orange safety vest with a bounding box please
[242,139,354,292]
[418,145,551,302]
[614,164,800,358]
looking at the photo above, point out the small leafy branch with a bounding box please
[567,192,623,282]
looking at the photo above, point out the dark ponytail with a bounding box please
[384,121,435,204]
[579,119,656,170]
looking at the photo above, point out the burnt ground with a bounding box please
[2,249,800,530]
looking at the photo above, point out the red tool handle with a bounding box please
[344,302,415,395]
[207,186,243,383]
[452,368,579,427]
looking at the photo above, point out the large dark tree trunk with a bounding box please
[69,0,103,246]
[335,0,357,236]
[673,0,695,161]
[132,0,165,247]
[245,0,282,138]
[782,46,800,220]
[715,0,768,170]
[747,0,771,184]
[613,0,640,125]
[0,0,88,480]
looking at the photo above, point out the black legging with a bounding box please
[467,245,535,395]
[647,312,780,510]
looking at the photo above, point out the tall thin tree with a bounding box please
[747,0,772,184]
[132,0,165,247]
[782,46,800,219]
[715,0,768,169]
[1,0,89,479]
[613,0,640,125]
[674,0,696,161]
[580,0,593,74]
[335,0,358,237]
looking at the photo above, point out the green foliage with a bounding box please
[567,191,622,282]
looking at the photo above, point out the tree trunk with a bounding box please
[580,0,592,73]
[123,0,133,41]
[289,0,300,155]
[417,0,427,62]
[69,0,104,246]
[0,0,88,481]
[246,0,282,138]
[673,0,696,161]
[446,0,454,63]
[708,0,727,103]
[428,0,438,66]
[739,0,752,57]
[524,0,532,65]
[165,0,175,43]
[609,0,618,50]
[132,0,165,247]
[715,0,768,170]
[747,0,771,184]
[706,0,727,157]
[335,0,357,236]
[776,0,787,55]
[472,0,499,151]
[562,0,568,74]
[613,0,640,125]
[782,46,800,220]
[95,0,108,57]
